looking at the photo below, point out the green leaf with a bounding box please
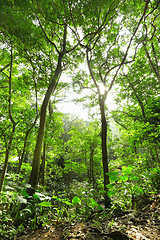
[63,200,72,205]
[130,175,139,181]
[122,166,133,175]
[38,201,52,207]
[136,188,144,194]
[21,190,29,198]
[106,170,119,182]
[72,196,81,204]
[110,175,119,182]
[107,190,116,197]
[33,194,40,200]
[119,175,128,182]
[52,195,72,205]
[89,198,103,210]
[106,183,115,189]
[22,183,31,188]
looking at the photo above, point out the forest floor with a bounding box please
[15,195,160,240]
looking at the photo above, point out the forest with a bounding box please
[0,0,160,239]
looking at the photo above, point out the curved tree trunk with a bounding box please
[28,53,63,193]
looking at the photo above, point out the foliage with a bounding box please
[0,0,159,238]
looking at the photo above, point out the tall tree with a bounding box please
[75,0,151,207]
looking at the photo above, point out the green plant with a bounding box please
[106,165,151,209]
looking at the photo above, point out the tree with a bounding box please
[72,0,151,207]
[110,0,160,191]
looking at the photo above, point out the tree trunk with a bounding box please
[89,147,94,187]
[16,116,38,174]
[16,136,28,174]
[40,142,46,186]
[99,98,111,208]
[28,53,63,193]
[0,125,16,192]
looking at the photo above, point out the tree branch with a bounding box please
[113,118,128,130]
[8,48,16,126]
[122,73,146,118]
[145,0,160,19]
[151,42,160,79]
[105,0,150,97]
[86,49,101,96]
[36,15,60,54]
[143,42,160,82]
[113,110,141,120]
[0,63,10,74]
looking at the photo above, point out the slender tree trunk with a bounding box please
[16,135,28,174]
[99,99,111,208]
[16,116,38,174]
[28,53,63,192]
[0,125,16,191]
[40,142,46,186]
[89,147,94,187]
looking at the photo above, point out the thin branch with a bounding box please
[67,0,118,53]
[68,1,81,42]
[74,80,98,94]
[8,48,16,126]
[104,57,136,83]
[62,23,67,52]
[0,86,8,89]
[144,13,160,41]
[113,118,128,130]
[122,73,146,118]
[113,110,141,120]
[105,0,150,97]
[35,0,64,26]
[1,71,9,78]
[89,0,119,45]
[151,42,160,78]
[143,42,160,82]
[36,15,60,54]
[0,63,10,74]
[86,49,101,96]
[145,0,160,19]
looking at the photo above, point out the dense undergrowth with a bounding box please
[1,163,160,239]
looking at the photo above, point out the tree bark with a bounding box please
[99,98,111,208]
[89,147,94,185]
[40,142,46,186]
